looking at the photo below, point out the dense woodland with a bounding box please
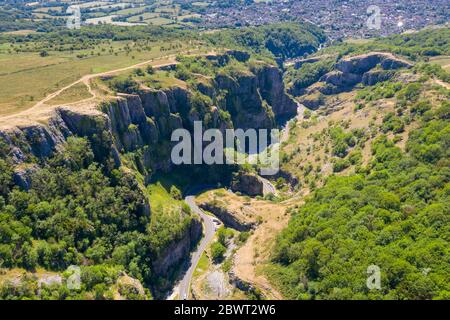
[0,137,195,299]
[268,83,450,299]
[205,22,326,62]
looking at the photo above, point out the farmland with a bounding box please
[4,0,207,29]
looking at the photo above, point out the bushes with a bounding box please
[381,112,405,133]
[0,137,192,296]
[211,242,226,263]
[287,58,335,92]
[269,104,450,299]
[0,159,13,197]
[332,158,350,172]
[205,22,326,61]
[328,126,356,158]
[109,76,140,94]
[356,81,403,102]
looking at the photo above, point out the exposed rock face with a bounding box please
[362,69,396,86]
[293,56,322,69]
[198,202,255,232]
[296,52,414,100]
[215,72,275,130]
[254,65,298,121]
[336,52,412,74]
[13,164,38,191]
[231,171,264,196]
[152,217,202,278]
[298,91,326,110]
[0,106,114,165]
[228,271,260,296]
[225,50,251,63]
[322,52,412,91]
[0,60,295,170]
[0,60,295,296]
[320,70,362,88]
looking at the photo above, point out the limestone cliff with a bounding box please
[319,52,413,92]
[297,52,413,109]
[0,58,295,295]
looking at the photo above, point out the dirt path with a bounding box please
[434,78,450,89]
[0,56,179,127]
[0,50,218,128]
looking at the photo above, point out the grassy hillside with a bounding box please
[268,72,450,300]
[268,99,449,299]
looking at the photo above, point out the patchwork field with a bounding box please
[23,0,204,28]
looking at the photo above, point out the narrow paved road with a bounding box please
[177,188,218,300]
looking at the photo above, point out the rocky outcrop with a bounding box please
[231,171,264,196]
[215,72,275,130]
[362,69,396,86]
[336,52,412,74]
[198,201,255,232]
[13,164,38,191]
[152,217,202,278]
[1,58,294,170]
[253,64,298,121]
[0,105,115,165]
[299,90,326,110]
[295,52,414,100]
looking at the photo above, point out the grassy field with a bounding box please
[127,12,159,22]
[429,55,450,70]
[147,17,174,26]
[47,82,92,106]
[115,6,147,16]
[147,181,180,207]
[193,252,210,278]
[0,40,193,116]
[33,6,64,13]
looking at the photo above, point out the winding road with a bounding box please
[176,187,218,300]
